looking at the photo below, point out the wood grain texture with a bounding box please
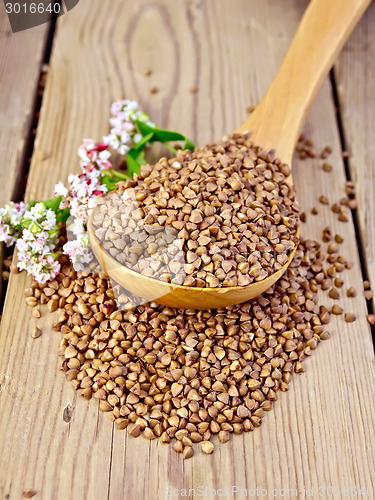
[237,0,371,163]
[0,2,49,289]
[334,2,375,309]
[0,1,49,205]
[0,1,374,499]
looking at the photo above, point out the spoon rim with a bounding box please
[87,217,300,296]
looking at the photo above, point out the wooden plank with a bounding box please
[334,3,375,308]
[0,2,49,297]
[0,1,49,205]
[0,1,374,499]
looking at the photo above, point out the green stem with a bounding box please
[163,143,178,155]
[108,168,129,180]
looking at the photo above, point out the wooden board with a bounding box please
[0,1,49,205]
[334,2,375,308]
[0,2,49,293]
[0,1,374,499]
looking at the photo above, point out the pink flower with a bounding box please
[78,139,112,172]
[17,252,60,284]
[16,243,61,284]
[63,229,92,271]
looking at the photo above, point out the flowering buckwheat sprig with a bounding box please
[0,98,195,281]
[53,106,150,272]
[16,203,61,284]
[0,202,27,246]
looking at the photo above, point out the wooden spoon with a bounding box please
[88,0,371,309]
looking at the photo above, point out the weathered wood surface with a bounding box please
[0,1,49,291]
[335,2,375,309]
[0,1,374,499]
[0,1,49,205]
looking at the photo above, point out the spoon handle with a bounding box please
[236,0,371,162]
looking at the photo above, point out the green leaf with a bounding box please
[26,196,63,213]
[126,146,149,177]
[135,120,195,150]
[30,221,42,233]
[183,137,195,151]
[131,132,154,152]
[101,174,118,192]
[136,120,183,141]
[48,228,60,239]
[49,252,61,259]
[56,208,70,223]
[135,149,147,165]
[20,218,32,229]
[126,152,142,177]
[43,196,62,212]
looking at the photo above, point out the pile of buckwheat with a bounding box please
[91,132,300,288]
[24,230,358,459]
[20,131,373,460]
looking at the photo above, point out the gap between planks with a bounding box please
[329,69,374,344]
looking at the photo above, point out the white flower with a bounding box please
[67,217,85,237]
[0,224,11,244]
[118,143,130,156]
[64,171,106,224]
[26,203,45,219]
[54,181,69,198]
[99,149,111,160]
[44,209,57,230]
[22,205,58,235]
[61,166,106,270]
[14,203,61,284]
[133,133,143,144]
[0,201,27,246]
[16,231,60,284]
[63,230,93,271]
[110,100,138,117]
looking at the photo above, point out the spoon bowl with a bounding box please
[88,0,370,309]
[88,218,299,308]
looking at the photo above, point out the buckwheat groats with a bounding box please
[24,235,357,459]
[91,132,300,288]
[20,126,367,461]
